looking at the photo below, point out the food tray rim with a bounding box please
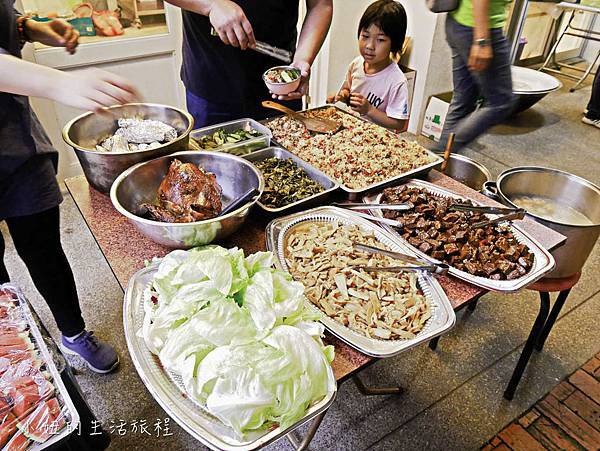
[363,179,556,293]
[264,105,444,196]
[243,146,340,213]
[0,283,81,451]
[190,117,272,155]
[265,206,456,358]
[122,267,337,451]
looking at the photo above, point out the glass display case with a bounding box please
[20,0,168,46]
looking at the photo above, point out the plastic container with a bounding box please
[190,118,272,156]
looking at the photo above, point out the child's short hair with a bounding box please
[358,0,407,54]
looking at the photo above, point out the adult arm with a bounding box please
[165,0,256,49]
[469,0,493,72]
[274,0,333,101]
[0,54,139,111]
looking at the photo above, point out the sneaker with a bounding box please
[582,116,600,129]
[61,331,119,374]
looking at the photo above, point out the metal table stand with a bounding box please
[285,371,403,449]
[503,272,581,400]
[539,2,600,92]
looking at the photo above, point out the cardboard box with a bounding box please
[421,91,453,142]
[399,65,416,118]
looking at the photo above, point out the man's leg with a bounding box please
[583,69,600,125]
[438,17,480,152]
[449,29,516,149]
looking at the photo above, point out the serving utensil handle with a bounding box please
[441,133,455,174]
[262,101,298,116]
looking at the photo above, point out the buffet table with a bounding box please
[65,170,566,449]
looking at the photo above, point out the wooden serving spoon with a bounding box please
[262,101,341,134]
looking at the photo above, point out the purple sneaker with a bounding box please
[61,331,119,374]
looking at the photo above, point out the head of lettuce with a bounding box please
[140,245,335,436]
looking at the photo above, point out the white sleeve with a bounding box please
[385,80,409,120]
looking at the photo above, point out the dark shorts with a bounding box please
[186,90,302,128]
[0,154,63,220]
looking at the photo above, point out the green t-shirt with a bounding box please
[451,0,511,29]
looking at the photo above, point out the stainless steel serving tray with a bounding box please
[363,179,556,292]
[0,283,80,450]
[264,106,443,199]
[244,146,339,213]
[123,267,336,451]
[265,206,456,358]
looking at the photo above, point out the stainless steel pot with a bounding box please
[62,103,194,194]
[110,151,264,249]
[434,154,492,192]
[483,167,600,278]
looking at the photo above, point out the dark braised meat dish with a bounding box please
[381,186,534,280]
[142,159,222,223]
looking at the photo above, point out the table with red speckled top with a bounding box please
[65,169,566,384]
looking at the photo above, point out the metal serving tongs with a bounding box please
[352,242,449,276]
[210,27,292,63]
[332,202,413,211]
[448,203,526,228]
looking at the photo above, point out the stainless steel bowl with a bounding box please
[434,154,492,192]
[483,166,600,278]
[511,66,562,115]
[63,103,194,194]
[110,151,264,248]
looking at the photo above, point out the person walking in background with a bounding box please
[582,69,599,129]
[1,1,139,373]
[437,0,515,152]
[165,0,333,127]
[328,0,410,132]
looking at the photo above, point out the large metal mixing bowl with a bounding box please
[483,167,600,278]
[511,66,562,115]
[63,103,194,194]
[110,151,264,248]
[434,154,492,192]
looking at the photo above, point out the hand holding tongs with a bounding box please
[352,243,449,276]
[332,202,413,211]
[448,203,526,228]
[210,27,292,63]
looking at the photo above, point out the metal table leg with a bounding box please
[536,288,572,351]
[504,293,550,400]
[352,374,403,396]
[286,411,327,451]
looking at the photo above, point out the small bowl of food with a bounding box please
[263,66,301,95]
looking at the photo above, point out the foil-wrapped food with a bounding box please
[96,118,178,152]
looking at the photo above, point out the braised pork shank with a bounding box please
[143,159,222,223]
[380,186,534,280]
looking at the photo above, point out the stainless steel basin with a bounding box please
[483,166,600,278]
[63,103,194,194]
[434,154,492,192]
[110,151,264,248]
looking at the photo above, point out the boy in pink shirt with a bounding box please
[328,0,409,132]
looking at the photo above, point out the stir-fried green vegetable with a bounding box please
[194,127,262,150]
[255,157,325,208]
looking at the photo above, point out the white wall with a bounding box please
[320,0,445,133]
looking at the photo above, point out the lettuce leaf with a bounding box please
[141,246,335,437]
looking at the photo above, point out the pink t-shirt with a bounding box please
[344,56,409,120]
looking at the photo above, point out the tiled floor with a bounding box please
[482,352,600,451]
[1,70,599,451]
